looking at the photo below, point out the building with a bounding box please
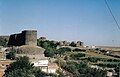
[33,59,49,72]
[8,30,37,46]
[33,59,59,73]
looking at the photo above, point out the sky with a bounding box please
[0,0,120,46]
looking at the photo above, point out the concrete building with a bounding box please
[33,59,59,74]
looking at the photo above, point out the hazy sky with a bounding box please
[0,0,120,46]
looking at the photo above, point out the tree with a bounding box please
[56,47,71,56]
[70,53,85,60]
[37,40,57,58]
[6,51,16,60]
[70,42,76,47]
[37,40,57,49]
[33,67,47,77]
[115,63,120,77]
[78,68,107,77]
[5,56,34,77]
[44,47,55,57]
[5,56,58,77]
[87,57,100,63]
[5,68,34,77]
[0,38,8,47]
[58,60,107,77]
[73,48,86,52]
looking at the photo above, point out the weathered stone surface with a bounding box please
[8,30,37,46]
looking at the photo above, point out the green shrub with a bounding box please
[55,47,71,56]
[87,57,100,63]
[70,53,85,60]
[96,63,119,68]
[0,38,8,47]
[73,48,86,52]
[6,51,16,60]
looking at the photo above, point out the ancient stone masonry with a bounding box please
[8,30,37,46]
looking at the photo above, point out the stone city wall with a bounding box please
[8,30,37,46]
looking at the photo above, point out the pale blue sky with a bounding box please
[0,0,120,46]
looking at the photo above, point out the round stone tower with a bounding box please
[22,30,37,46]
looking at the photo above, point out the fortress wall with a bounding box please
[8,30,37,46]
[22,30,37,46]
[8,34,16,46]
[16,33,25,46]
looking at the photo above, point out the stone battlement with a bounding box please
[8,30,37,46]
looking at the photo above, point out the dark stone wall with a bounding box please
[22,30,37,45]
[8,34,16,46]
[8,30,37,46]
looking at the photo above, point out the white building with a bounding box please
[33,59,59,74]
[33,60,48,67]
